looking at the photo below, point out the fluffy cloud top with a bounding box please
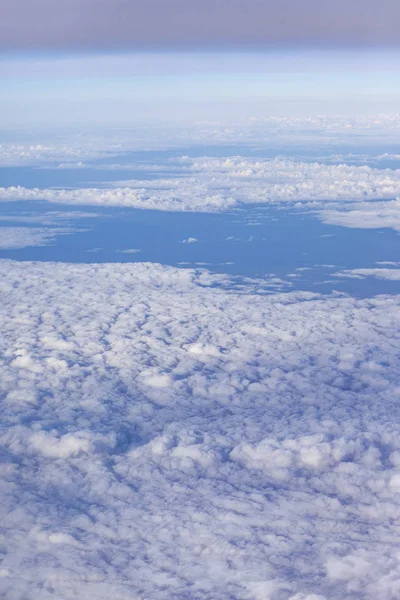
[2,156,400,230]
[1,259,400,598]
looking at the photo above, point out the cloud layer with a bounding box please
[1,259,400,598]
[1,116,400,167]
[2,0,400,50]
[2,156,400,230]
[0,226,73,249]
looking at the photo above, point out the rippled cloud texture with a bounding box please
[1,259,400,599]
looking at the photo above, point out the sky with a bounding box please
[2,0,400,50]
[2,50,400,128]
[2,0,400,128]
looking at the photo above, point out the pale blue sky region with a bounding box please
[2,51,400,128]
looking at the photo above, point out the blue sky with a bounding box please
[3,50,400,128]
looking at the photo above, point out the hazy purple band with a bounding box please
[2,0,400,51]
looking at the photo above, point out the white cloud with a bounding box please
[2,156,400,231]
[180,237,198,244]
[0,143,101,167]
[321,199,400,230]
[333,268,400,281]
[0,210,100,225]
[2,115,400,166]
[0,182,238,212]
[1,258,400,598]
[0,226,75,249]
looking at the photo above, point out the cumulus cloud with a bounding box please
[2,156,400,231]
[0,182,238,211]
[1,259,400,598]
[0,143,104,167]
[180,237,198,244]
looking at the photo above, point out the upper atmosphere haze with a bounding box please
[1,0,400,51]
